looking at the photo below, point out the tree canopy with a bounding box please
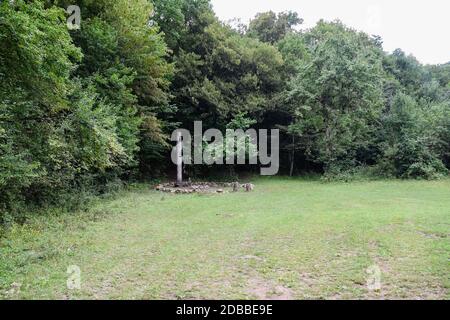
[1,0,449,221]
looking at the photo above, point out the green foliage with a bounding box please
[284,21,385,171]
[203,112,258,165]
[0,0,172,222]
[321,165,379,183]
[0,0,81,219]
[1,0,449,222]
[378,93,448,179]
[247,11,303,44]
[151,0,186,50]
[0,0,82,109]
[163,1,284,132]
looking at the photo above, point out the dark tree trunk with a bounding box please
[290,135,295,177]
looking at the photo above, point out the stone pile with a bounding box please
[154,182,254,194]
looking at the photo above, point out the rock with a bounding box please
[244,183,254,192]
[156,181,247,194]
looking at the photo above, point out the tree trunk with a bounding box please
[289,135,295,177]
[229,165,235,178]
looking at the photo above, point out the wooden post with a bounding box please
[176,131,183,186]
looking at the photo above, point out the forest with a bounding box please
[1,0,449,223]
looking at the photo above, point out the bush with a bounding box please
[377,93,449,179]
[322,164,379,182]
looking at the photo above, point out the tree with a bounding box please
[247,11,303,44]
[282,21,385,172]
[55,0,174,176]
[160,1,284,129]
[1,0,173,221]
[0,0,83,218]
[378,93,448,178]
[151,0,187,51]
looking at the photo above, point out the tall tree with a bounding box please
[282,21,385,172]
[247,11,303,44]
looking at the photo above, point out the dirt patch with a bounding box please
[298,272,318,288]
[418,231,448,239]
[240,255,264,261]
[246,277,294,300]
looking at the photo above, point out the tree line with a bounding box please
[1,0,449,222]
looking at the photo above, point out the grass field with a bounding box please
[1,178,449,300]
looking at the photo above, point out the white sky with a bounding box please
[211,0,450,65]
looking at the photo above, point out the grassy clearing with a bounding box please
[1,178,449,300]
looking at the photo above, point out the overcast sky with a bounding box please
[211,0,450,65]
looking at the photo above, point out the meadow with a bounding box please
[1,178,449,300]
